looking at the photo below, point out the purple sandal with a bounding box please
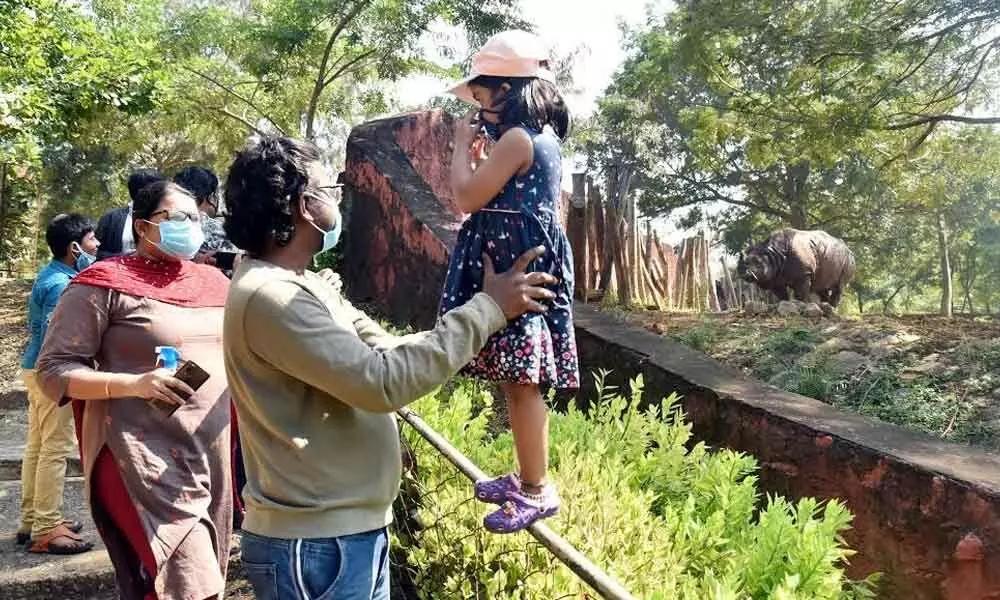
[483,487,560,534]
[474,473,520,504]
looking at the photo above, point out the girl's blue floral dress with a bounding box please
[439,126,579,389]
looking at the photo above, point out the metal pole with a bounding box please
[396,407,638,600]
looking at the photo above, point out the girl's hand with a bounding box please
[454,109,479,151]
[123,369,194,407]
[470,136,489,165]
[483,246,560,320]
[317,268,344,293]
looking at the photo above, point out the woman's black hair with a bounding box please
[132,180,191,224]
[471,73,571,140]
[224,136,321,257]
[173,166,219,205]
[127,168,165,202]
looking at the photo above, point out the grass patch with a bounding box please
[763,327,819,356]
[769,360,841,402]
[671,319,717,352]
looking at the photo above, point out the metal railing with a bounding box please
[396,407,637,600]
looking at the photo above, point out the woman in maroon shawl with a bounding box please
[36,180,232,600]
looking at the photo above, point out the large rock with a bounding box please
[342,110,463,329]
[906,353,948,377]
[833,350,868,374]
[776,300,801,317]
[816,336,848,352]
[804,302,824,319]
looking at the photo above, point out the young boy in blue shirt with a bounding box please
[18,213,99,554]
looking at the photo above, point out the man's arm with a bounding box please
[244,280,506,413]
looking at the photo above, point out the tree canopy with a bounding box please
[0,0,524,271]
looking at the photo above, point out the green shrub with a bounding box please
[763,328,818,357]
[672,321,717,352]
[393,376,878,599]
[769,360,840,402]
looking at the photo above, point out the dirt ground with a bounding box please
[624,308,1000,451]
[0,279,31,395]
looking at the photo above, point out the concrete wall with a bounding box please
[342,110,1000,600]
[572,305,1000,599]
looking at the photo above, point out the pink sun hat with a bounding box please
[448,30,556,105]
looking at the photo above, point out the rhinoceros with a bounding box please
[737,228,855,306]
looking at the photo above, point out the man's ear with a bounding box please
[297,193,311,224]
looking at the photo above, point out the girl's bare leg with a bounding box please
[502,383,548,493]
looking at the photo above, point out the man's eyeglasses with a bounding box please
[150,210,201,223]
[307,184,344,205]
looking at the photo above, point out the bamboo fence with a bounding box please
[567,175,765,312]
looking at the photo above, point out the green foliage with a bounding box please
[395,376,877,598]
[0,0,164,270]
[672,319,717,352]
[755,334,999,447]
[310,248,342,273]
[0,0,528,272]
[770,361,839,402]
[830,364,997,448]
[764,328,819,357]
[0,0,162,165]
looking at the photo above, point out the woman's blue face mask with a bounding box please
[140,213,204,261]
[155,220,205,260]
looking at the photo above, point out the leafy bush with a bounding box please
[672,321,717,352]
[393,376,878,599]
[769,360,840,402]
[763,328,818,357]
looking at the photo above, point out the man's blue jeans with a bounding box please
[240,528,390,600]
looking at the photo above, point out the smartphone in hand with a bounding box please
[148,360,210,417]
[214,251,239,271]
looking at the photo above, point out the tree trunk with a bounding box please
[937,211,953,317]
[784,160,811,229]
[569,174,588,301]
[598,167,619,293]
[304,0,373,140]
[961,246,976,314]
[0,163,7,268]
[612,212,631,306]
[882,283,906,314]
[589,178,605,294]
